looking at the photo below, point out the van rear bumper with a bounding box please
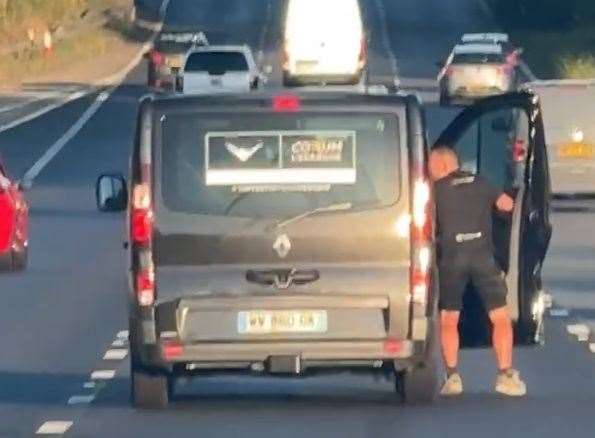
[139,339,415,374]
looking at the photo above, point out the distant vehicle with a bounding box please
[146,29,209,91]
[96,90,550,408]
[0,161,29,271]
[460,33,523,67]
[283,0,366,86]
[528,81,595,196]
[179,45,263,94]
[438,43,516,105]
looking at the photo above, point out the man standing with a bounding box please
[428,147,526,397]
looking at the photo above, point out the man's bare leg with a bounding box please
[440,310,463,396]
[489,306,526,396]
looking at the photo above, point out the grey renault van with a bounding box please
[97,90,551,408]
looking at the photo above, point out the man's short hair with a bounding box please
[431,146,459,166]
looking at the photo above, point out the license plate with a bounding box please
[210,78,223,86]
[558,143,594,159]
[237,310,327,334]
[296,60,318,75]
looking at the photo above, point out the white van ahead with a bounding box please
[283,0,366,86]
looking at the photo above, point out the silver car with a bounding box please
[179,45,264,95]
[529,81,595,196]
[438,43,515,105]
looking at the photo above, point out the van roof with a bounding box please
[147,91,413,112]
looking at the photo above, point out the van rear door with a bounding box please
[435,91,552,346]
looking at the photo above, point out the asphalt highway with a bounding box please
[0,1,594,437]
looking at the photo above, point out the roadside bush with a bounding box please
[559,55,595,79]
[0,0,87,28]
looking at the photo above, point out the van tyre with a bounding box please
[395,322,439,404]
[131,368,171,409]
[11,247,27,271]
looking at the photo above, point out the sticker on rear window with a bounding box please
[205,130,356,186]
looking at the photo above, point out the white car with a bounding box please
[438,43,516,105]
[179,45,263,95]
[282,0,366,86]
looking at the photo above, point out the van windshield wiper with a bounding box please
[273,202,353,230]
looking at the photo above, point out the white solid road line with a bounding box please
[0,90,88,135]
[103,349,128,360]
[373,0,399,83]
[22,91,111,182]
[67,394,96,405]
[36,421,73,435]
[91,370,117,380]
[0,0,171,135]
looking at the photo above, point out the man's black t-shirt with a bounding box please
[434,170,501,256]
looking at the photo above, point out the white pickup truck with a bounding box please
[179,45,263,95]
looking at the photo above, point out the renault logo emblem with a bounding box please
[273,234,292,258]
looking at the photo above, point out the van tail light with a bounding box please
[273,94,300,112]
[162,340,183,360]
[512,139,526,162]
[410,180,432,305]
[136,268,155,306]
[131,183,153,245]
[150,50,165,66]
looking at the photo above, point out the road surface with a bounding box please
[0,1,594,437]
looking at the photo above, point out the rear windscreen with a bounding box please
[154,32,208,53]
[159,112,400,218]
[185,52,249,73]
[453,53,504,64]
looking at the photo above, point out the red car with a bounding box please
[0,161,29,271]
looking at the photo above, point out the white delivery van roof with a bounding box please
[453,43,503,55]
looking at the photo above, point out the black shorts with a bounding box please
[438,250,508,312]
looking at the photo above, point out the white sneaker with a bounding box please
[495,369,527,397]
[440,372,463,396]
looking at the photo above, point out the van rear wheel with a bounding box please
[396,359,439,404]
[395,322,440,403]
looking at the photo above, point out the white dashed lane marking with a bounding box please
[549,308,570,317]
[590,343,595,353]
[67,395,96,405]
[103,349,128,360]
[112,338,126,347]
[36,421,73,435]
[116,330,129,339]
[91,370,116,380]
[567,323,590,342]
[83,381,96,389]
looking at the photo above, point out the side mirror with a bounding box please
[515,47,524,55]
[96,173,128,212]
[491,117,512,132]
[435,60,445,68]
[17,179,32,191]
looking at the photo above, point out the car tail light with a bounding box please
[162,340,183,360]
[512,139,526,162]
[131,183,153,245]
[410,180,432,305]
[136,268,155,306]
[150,50,165,66]
[273,94,300,112]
